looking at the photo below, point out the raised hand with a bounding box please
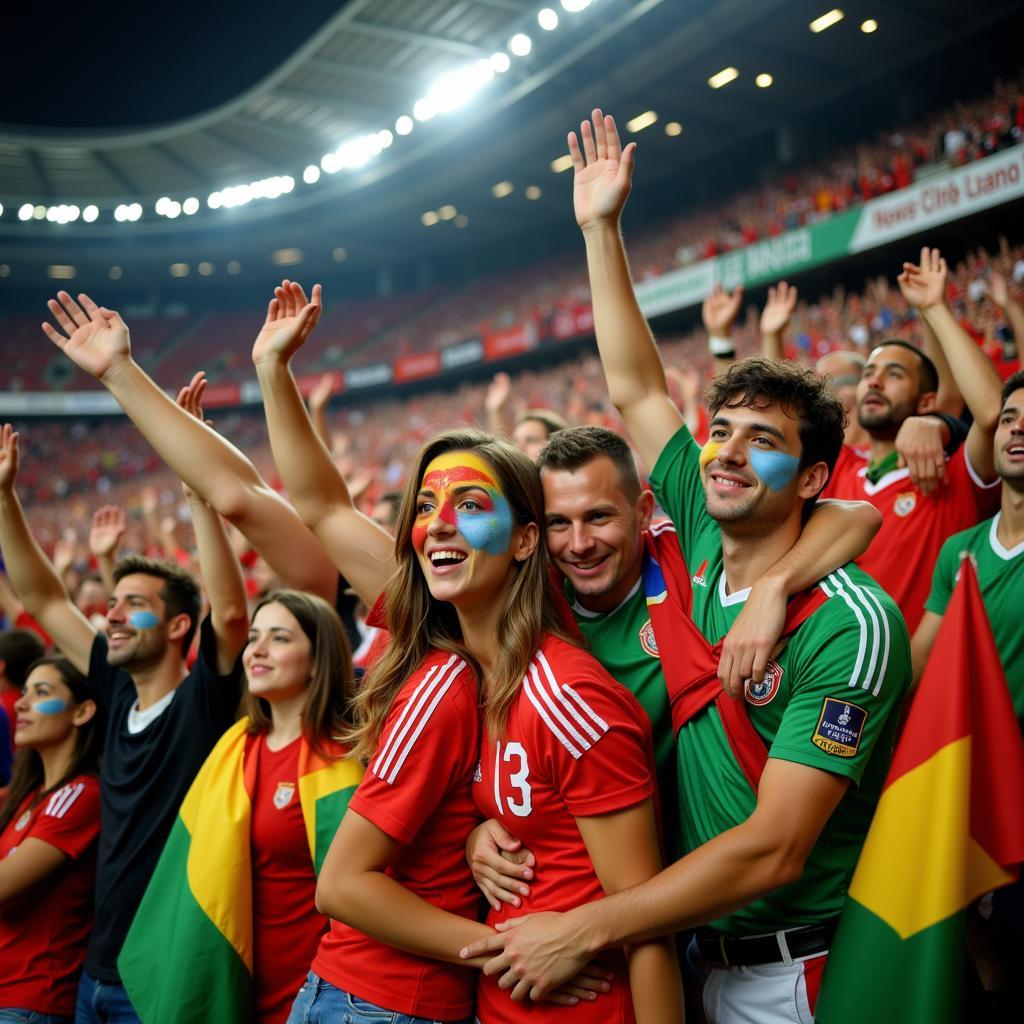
[568,109,635,231]
[252,280,323,366]
[53,531,78,578]
[987,271,1011,309]
[702,283,744,336]
[89,505,126,558]
[308,373,334,413]
[41,292,131,380]
[0,424,20,492]
[174,371,213,502]
[485,371,512,414]
[897,246,948,310]
[760,281,798,337]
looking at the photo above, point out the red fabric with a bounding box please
[247,734,325,1024]
[14,611,51,647]
[0,689,16,746]
[892,560,1024,869]
[312,649,481,1021]
[823,445,1000,632]
[802,952,828,1014]
[0,775,100,1014]
[474,635,654,1022]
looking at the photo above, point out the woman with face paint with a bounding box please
[0,657,101,1024]
[116,589,362,1024]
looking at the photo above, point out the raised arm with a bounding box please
[252,280,393,608]
[484,372,514,438]
[88,505,125,593]
[898,247,1003,478]
[988,271,1024,348]
[571,109,682,471]
[40,296,337,602]
[307,373,335,450]
[0,426,95,673]
[758,281,797,362]
[703,285,745,373]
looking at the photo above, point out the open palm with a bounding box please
[897,246,947,310]
[252,280,323,365]
[0,424,20,491]
[42,292,130,379]
[570,109,635,229]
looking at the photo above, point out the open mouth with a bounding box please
[429,549,468,566]
[709,471,752,490]
[108,630,135,645]
[566,554,609,575]
[1004,444,1024,458]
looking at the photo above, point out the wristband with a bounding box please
[708,334,735,359]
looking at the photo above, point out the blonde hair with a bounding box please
[343,428,574,760]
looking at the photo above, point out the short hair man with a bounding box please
[0,421,247,1023]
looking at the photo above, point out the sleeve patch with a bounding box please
[811,698,868,758]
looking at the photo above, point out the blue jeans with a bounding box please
[73,974,140,1024]
[286,971,472,1024]
[0,1012,72,1024]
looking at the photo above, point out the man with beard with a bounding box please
[822,247,1004,631]
[0,422,247,1024]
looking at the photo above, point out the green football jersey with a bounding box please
[925,512,1024,728]
[649,424,912,936]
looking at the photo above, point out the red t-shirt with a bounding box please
[312,650,481,1021]
[474,635,656,1023]
[823,445,1001,631]
[0,775,101,1014]
[0,689,17,746]
[248,734,325,1024]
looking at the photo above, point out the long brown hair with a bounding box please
[344,428,574,760]
[240,588,356,760]
[0,657,102,834]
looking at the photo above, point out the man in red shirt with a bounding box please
[823,248,1004,631]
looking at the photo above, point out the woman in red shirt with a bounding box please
[0,656,101,1024]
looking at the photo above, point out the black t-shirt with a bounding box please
[335,572,363,654]
[84,617,242,981]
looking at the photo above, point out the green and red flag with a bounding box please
[117,719,362,1023]
[817,559,1024,1022]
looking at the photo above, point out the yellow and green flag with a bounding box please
[117,719,362,1023]
[817,560,1024,1022]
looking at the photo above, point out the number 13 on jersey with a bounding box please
[492,740,532,817]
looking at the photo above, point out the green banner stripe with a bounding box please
[313,784,357,875]
[816,898,965,1024]
[118,818,252,1024]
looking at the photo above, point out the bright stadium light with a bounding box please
[155,197,171,215]
[198,261,214,276]
[303,165,321,184]
[861,18,878,33]
[438,204,457,220]
[425,60,495,115]
[413,97,437,121]
[128,203,142,221]
[395,115,414,135]
[321,152,341,173]
[33,205,45,219]
[421,210,439,226]
[169,263,189,277]
[665,121,683,136]
[509,33,532,56]
[18,203,33,221]
[183,197,200,215]
[489,52,511,73]
[625,110,658,133]
[708,66,739,89]
[525,185,542,200]
[114,205,127,222]
[538,8,559,30]
[0,202,3,218]
[551,153,574,173]
[492,181,514,198]
[165,201,181,218]
[378,129,393,148]
[83,204,99,222]
[207,192,223,209]
[561,0,592,11]
[756,73,774,88]
[810,9,844,33]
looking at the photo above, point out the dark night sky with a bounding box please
[0,1,347,129]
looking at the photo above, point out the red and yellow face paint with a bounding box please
[412,450,514,555]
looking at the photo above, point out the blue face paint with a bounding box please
[33,698,69,715]
[129,610,160,629]
[456,491,514,555]
[749,449,800,491]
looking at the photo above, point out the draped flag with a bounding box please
[817,559,1024,1022]
[118,719,362,1023]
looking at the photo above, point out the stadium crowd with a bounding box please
[0,96,1022,1024]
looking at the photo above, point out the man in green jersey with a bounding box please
[462,109,911,1024]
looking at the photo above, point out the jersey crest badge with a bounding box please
[893,492,917,517]
[745,661,783,706]
[811,698,868,758]
[14,810,30,831]
[273,782,296,810]
[692,559,709,587]
[639,618,660,658]
[473,761,482,783]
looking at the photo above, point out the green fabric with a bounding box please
[649,424,911,935]
[313,785,357,875]
[925,513,1024,728]
[816,899,964,1023]
[118,818,252,1024]
[864,448,901,485]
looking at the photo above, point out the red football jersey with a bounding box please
[823,445,1001,632]
[474,635,657,1023]
[312,650,482,1021]
[248,734,324,1024]
[0,775,101,1015]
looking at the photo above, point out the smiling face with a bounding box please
[541,455,653,613]
[994,387,1024,487]
[412,449,525,607]
[105,573,174,669]
[14,664,84,750]
[243,601,314,704]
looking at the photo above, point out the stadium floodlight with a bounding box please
[183,197,200,215]
[166,201,182,218]
[0,202,3,218]
[128,203,143,221]
[47,265,76,279]
[421,211,440,226]
[525,185,542,200]
[33,205,46,219]
[665,121,683,137]
[756,73,774,88]
[333,247,347,262]
[272,248,303,266]
[18,203,33,221]
[860,18,878,33]
[489,52,511,73]
[378,129,394,149]
[227,260,241,275]
[303,165,321,184]
[708,66,739,89]
[538,8,559,31]
[67,205,80,222]
[83,204,99,222]
[321,152,341,173]
[561,0,592,11]
[492,181,514,198]
[207,192,223,209]
[425,60,495,115]
[625,110,658,133]
[550,153,574,173]
[438,204,457,220]
[509,33,532,56]
[395,115,414,135]
[414,97,437,121]
[45,206,59,222]
[198,261,214,276]
[114,205,127,222]
[169,262,189,277]
[109,266,122,280]
[155,197,171,215]
[810,9,844,33]
[454,214,469,228]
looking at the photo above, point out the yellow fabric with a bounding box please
[849,736,1014,938]
[297,747,365,863]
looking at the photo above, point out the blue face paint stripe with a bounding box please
[34,698,69,715]
[454,490,514,555]
[749,449,801,491]
[129,611,160,629]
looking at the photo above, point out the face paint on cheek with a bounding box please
[33,698,69,715]
[455,491,514,555]
[749,449,801,491]
[699,441,723,477]
[129,610,160,629]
